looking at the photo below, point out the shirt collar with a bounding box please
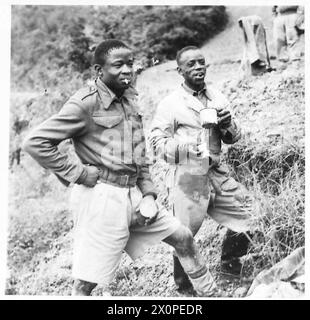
[182,82,212,100]
[95,77,138,110]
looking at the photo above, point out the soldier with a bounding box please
[149,46,257,291]
[272,5,301,62]
[23,40,217,296]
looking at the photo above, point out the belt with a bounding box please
[278,10,297,15]
[97,167,138,188]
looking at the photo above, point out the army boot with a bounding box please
[220,230,251,275]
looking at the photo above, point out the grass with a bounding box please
[234,155,305,276]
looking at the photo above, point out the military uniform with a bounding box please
[23,78,181,285]
[149,83,257,284]
[149,83,256,233]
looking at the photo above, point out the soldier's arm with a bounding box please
[132,118,157,198]
[219,119,242,144]
[215,92,242,144]
[148,100,183,164]
[137,164,158,199]
[22,98,90,186]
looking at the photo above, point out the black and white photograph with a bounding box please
[1,1,307,300]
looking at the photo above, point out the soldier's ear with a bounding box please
[94,64,103,75]
[177,66,183,76]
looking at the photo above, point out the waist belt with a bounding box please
[97,167,138,188]
[278,10,297,15]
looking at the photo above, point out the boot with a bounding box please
[173,254,193,291]
[220,230,251,275]
[251,59,267,75]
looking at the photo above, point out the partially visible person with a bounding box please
[272,5,301,62]
[23,39,218,297]
[295,6,305,35]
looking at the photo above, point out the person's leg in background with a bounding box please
[284,13,300,61]
[273,15,288,61]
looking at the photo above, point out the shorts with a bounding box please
[169,164,258,235]
[70,182,181,285]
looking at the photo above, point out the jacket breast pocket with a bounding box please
[92,114,123,128]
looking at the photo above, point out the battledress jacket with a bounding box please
[149,84,241,170]
[23,78,157,197]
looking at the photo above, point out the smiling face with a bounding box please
[177,49,207,91]
[96,47,134,96]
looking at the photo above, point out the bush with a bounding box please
[142,6,228,61]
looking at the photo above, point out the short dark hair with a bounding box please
[176,46,200,66]
[93,39,129,65]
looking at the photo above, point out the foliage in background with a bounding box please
[92,6,228,63]
[11,5,228,91]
